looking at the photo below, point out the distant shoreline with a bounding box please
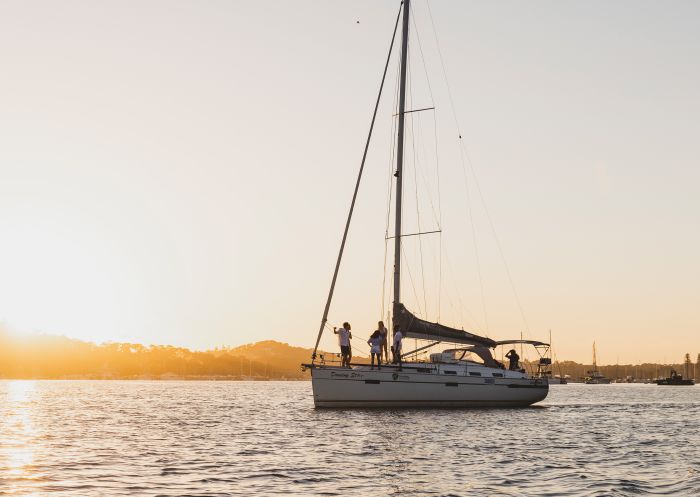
[1,332,697,383]
[0,377,310,381]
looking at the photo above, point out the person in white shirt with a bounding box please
[367,329,382,370]
[392,325,403,371]
[333,322,352,368]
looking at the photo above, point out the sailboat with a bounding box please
[302,0,549,407]
[549,331,568,384]
[582,342,611,384]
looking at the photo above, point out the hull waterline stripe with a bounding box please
[314,378,547,388]
[313,399,545,406]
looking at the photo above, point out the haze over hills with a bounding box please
[0,327,697,381]
[0,328,316,379]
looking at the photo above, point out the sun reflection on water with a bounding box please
[1,380,39,485]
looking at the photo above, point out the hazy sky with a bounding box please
[1,0,698,364]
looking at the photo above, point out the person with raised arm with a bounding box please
[333,322,352,368]
[506,348,520,371]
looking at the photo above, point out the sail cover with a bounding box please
[395,304,497,348]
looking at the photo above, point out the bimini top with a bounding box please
[495,339,550,347]
[395,303,497,348]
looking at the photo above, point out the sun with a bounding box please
[0,214,134,343]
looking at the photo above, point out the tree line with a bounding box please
[1,328,697,381]
[0,331,310,379]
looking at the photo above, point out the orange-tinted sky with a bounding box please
[1,1,698,364]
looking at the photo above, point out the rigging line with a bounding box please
[408,62,429,320]
[410,1,442,227]
[465,150,531,335]
[400,242,424,317]
[426,2,489,332]
[421,1,470,331]
[459,144,490,335]
[385,229,441,240]
[381,209,389,319]
[409,112,443,306]
[437,230,444,323]
[312,4,403,360]
[408,110,442,230]
[427,0,529,336]
[395,106,435,115]
[386,103,401,324]
[419,13,443,319]
[427,75,442,319]
[442,247,485,333]
[407,7,442,231]
[399,109,441,230]
[411,1,436,106]
[426,0,462,137]
[381,58,401,320]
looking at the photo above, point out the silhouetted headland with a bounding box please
[0,329,313,380]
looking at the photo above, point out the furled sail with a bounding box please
[395,304,497,348]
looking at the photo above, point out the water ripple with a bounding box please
[1,381,699,496]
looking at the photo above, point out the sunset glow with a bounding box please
[1,0,698,363]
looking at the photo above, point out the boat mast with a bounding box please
[393,0,410,326]
[592,341,597,370]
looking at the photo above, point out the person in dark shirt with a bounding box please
[505,349,520,371]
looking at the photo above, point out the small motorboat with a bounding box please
[655,370,695,386]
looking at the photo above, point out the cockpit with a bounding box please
[429,346,503,369]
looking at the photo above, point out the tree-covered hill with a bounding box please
[0,329,320,379]
[0,327,696,381]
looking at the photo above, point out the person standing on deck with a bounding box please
[377,321,388,363]
[334,322,352,368]
[367,330,382,370]
[392,324,403,371]
[506,349,520,371]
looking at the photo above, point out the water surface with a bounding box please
[1,381,698,496]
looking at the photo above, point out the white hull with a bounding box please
[309,364,548,408]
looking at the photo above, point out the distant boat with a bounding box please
[584,371,612,384]
[548,331,567,384]
[655,369,695,386]
[656,354,697,386]
[582,342,611,384]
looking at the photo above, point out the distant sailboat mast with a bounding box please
[393,0,410,327]
[593,341,597,370]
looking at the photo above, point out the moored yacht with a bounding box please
[654,370,695,386]
[306,335,550,408]
[582,342,611,384]
[656,356,696,385]
[583,371,612,385]
[303,0,549,408]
